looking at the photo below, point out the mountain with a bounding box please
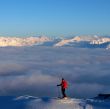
[0,35,110,49]
[54,35,98,47]
[0,36,51,47]
[54,35,110,49]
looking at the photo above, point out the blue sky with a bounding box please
[0,0,110,37]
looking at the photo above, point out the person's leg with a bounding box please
[63,88,67,97]
[62,88,67,98]
[61,88,64,98]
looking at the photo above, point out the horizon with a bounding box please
[0,34,110,38]
[0,0,110,37]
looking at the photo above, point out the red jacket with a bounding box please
[61,80,68,89]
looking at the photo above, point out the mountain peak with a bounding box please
[0,36,51,47]
[0,36,110,49]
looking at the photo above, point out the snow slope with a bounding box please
[0,96,110,109]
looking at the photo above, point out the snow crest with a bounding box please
[0,35,110,49]
[54,35,110,47]
[0,36,51,47]
[0,96,110,109]
[26,97,93,109]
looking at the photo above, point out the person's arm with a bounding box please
[57,83,62,86]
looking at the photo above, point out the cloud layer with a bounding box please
[0,46,110,98]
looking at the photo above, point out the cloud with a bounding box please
[0,46,110,98]
[0,63,28,76]
[0,72,58,96]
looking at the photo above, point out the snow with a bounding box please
[90,37,110,45]
[14,95,38,100]
[54,36,110,48]
[0,35,110,49]
[0,36,51,46]
[0,96,110,109]
[28,97,89,109]
[0,36,110,49]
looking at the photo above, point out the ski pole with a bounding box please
[57,86,61,98]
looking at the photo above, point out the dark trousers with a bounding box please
[61,88,67,98]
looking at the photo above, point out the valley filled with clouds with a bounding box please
[0,46,110,98]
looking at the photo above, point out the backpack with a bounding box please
[62,80,68,89]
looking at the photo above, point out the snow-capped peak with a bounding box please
[0,36,51,47]
[0,35,110,49]
[54,35,110,48]
[54,35,99,47]
[90,37,110,44]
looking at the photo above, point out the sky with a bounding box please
[0,0,110,37]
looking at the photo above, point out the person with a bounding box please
[57,78,68,98]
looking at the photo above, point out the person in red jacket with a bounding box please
[57,78,68,98]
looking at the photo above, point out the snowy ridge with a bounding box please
[14,95,38,100]
[0,36,51,47]
[14,95,110,109]
[54,36,110,46]
[54,35,110,49]
[0,95,110,109]
[0,35,110,49]
[54,35,98,47]
[14,96,92,109]
[90,37,110,44]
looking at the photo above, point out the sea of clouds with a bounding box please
[0,46,110,98]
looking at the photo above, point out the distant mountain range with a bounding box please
[0,35,110,49]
